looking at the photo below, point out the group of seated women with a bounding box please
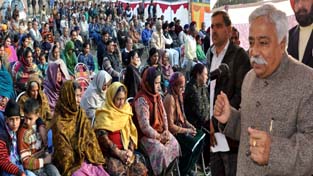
[1,47,208,176]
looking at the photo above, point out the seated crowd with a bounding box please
[0,1,214,176]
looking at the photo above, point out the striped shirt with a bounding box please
[0,140,23,175]
[17,125,44,170]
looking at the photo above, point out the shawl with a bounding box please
[0,64,14,99]
[135,67,164,132]
[80,70,112,119]
[43,63,65,114]
[168,72,186,124]
[91,70,112,100]
[61,41,77,75]
[18,76,51,123]
[15,59,42,91]
[4,45,18,63]
[52,80,105,176]
[124,64,141,98]
[48,52,71,80]
[94,82,138,150]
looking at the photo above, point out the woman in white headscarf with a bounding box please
[80,70,112,124]
[48,45,71,80]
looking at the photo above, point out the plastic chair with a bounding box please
[15,91,26,102]
[75,77,89,95]
[118,68,127,83]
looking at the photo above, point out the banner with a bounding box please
[191,2,210,30]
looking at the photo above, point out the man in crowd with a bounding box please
[121,37,134,67]
[214,4,313,175]
[70,30,83,56]
[29,21,42,43]
[287,0,313,67]
[58,27,71,50]
[141,22,153,46]
[208,10,250,176]
[97,30,110,69]
[231,26,240,46]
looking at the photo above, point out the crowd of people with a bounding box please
[0,0,312,176]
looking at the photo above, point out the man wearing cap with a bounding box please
[179,24,189,46]
[0,100,28,176]
[287,0,313,68]
[73,26,83,43]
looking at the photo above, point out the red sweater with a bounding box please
[0,140,23,176]
[17,126,44,170]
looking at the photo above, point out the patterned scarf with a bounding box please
[52,80,105,176]
[168,72,186,124]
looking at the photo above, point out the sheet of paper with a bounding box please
[210,132,230,153]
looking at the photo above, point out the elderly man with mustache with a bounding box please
[214,4,313,175]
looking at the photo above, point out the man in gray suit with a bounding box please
[214,4,313,175]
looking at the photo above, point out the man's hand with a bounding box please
[213,91,231,124]
[248,127,271,165]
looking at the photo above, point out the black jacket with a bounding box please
[209,41,251,151]
[287,25,313,68]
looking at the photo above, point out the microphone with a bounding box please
[209,63,229,81]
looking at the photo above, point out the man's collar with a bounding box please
[299,23,313,30]
[211,40,230,56]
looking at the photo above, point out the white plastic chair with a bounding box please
[15,91,26,102]
[118,68,127,83]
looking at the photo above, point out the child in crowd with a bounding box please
[37,53,48,78]
[18,99,60,176]
[196,35,207,64]
[0,100,35,176]
[161,51,174,93]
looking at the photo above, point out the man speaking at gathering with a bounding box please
[214,4,313,175]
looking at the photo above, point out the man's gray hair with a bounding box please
[249,4,288,43]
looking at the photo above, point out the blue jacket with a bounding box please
[141,28,152,46]
[78,53,95,72]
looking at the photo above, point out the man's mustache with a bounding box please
[250,56,268,65]
[296,8,308,15]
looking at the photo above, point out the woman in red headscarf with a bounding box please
[134,67,180,176]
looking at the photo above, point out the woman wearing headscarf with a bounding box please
[43,63,65,115]
[15,48,42,94]
[48,45,71,80]
[124,50,141,98]
[80,70,112,123]
[0,57,14,101]
[134,67,180,176]
[61,41,77,76]
[3,35,18,64]
[163,72,204,175]
[0,58,14,116]
[17,76,51,125]
[94,82,147,176]
[52,80,109,176]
